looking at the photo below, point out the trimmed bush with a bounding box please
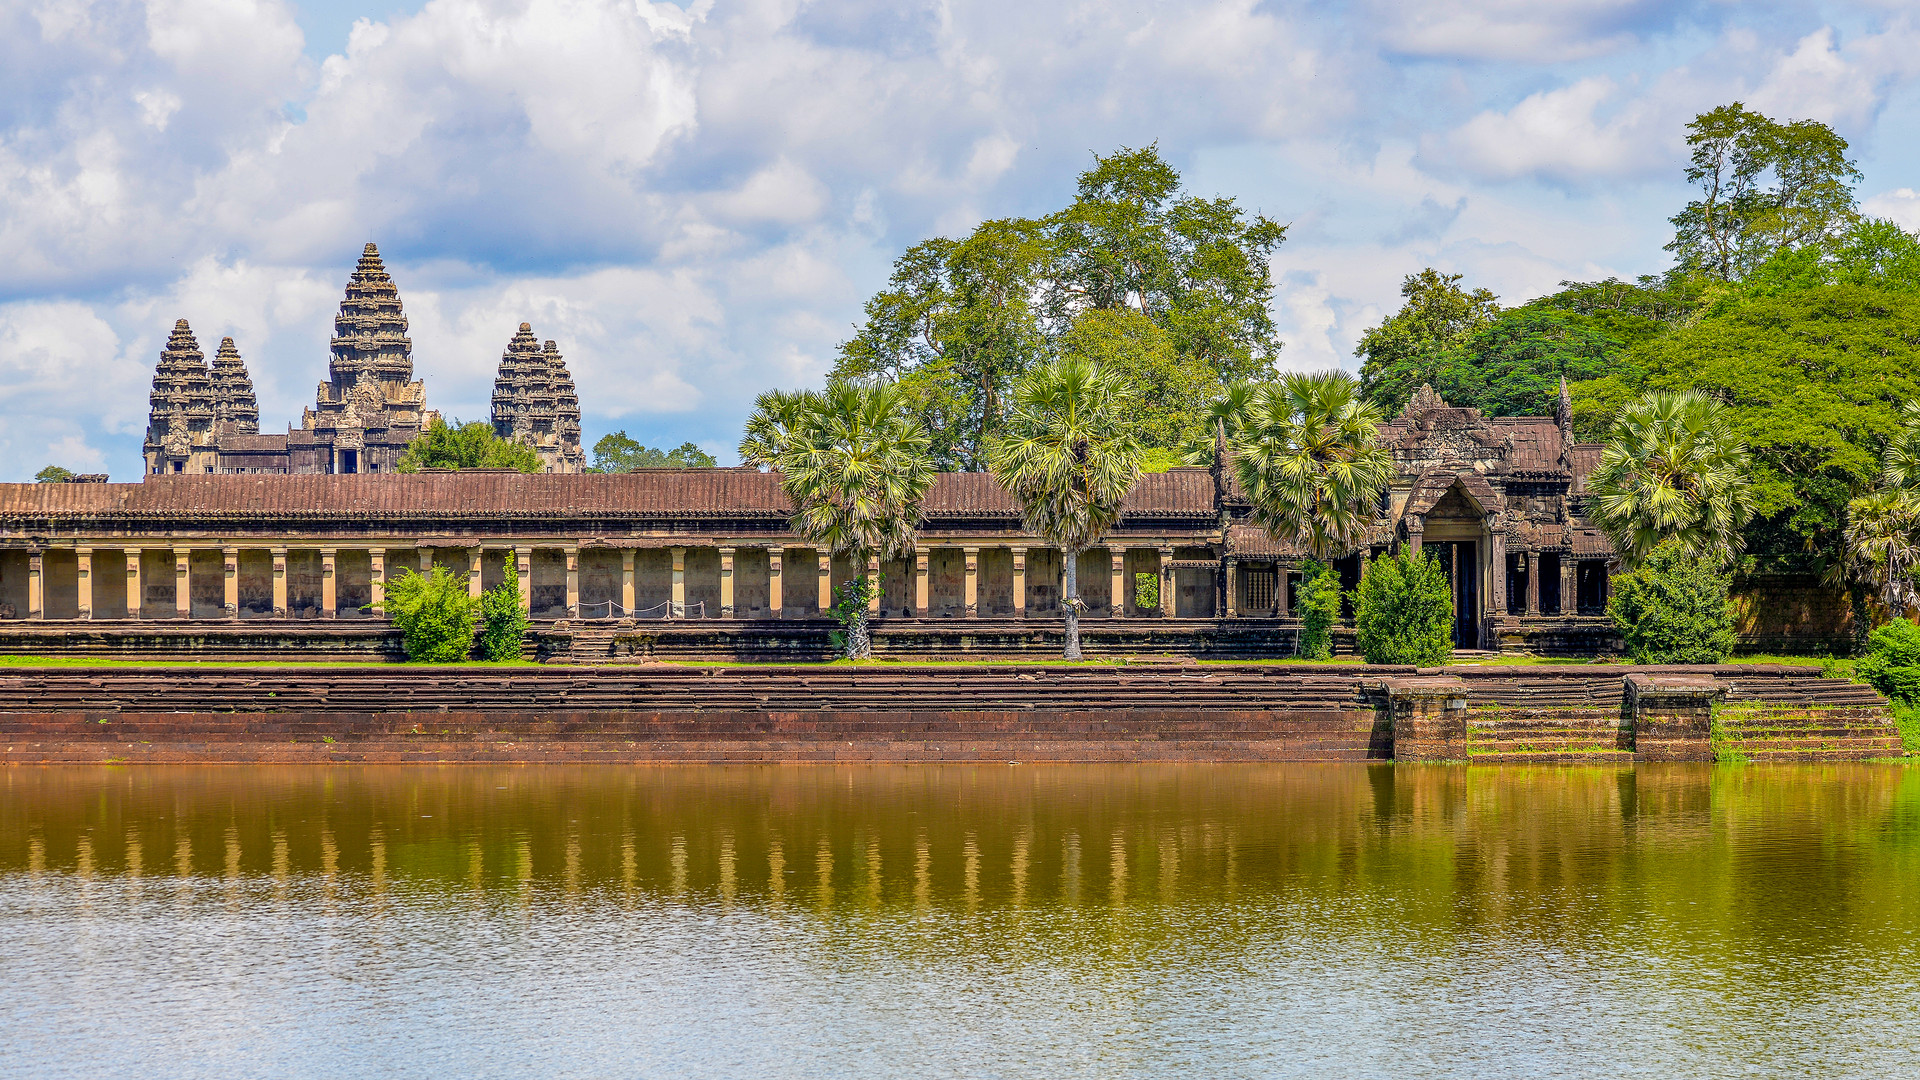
[1606,539,1736,664]
[378,565,476,663]
[477,563,529,662]
[1353,548,1454,666]
[1858,618,1920,703]
[1295,559,1340,660]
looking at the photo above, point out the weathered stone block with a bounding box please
[1368,676,1469,761]
[1626,673,1723,762]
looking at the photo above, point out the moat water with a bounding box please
[4,764,1919,1078]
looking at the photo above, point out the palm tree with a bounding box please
[987,357,1145,660]
[1585,390,1754,568]
[737,389,816,469]
[1185,380,1258,523]
[1844,489,1920,617]
[1232,372,1393,561]
[763,381,934,659]
[1884,401,1920,493]
[1843,402,1920,616]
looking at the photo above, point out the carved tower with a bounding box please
[142,320,220,475]
[489,322,585,473]
[299,243,437,473]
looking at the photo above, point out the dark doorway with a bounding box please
[1431,541,1479,649]
[340,449,359,474]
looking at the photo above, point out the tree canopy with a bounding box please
[589,432,716,472]
[34,465,74,484]
[832,145,1284,469]
[396,418,543,473]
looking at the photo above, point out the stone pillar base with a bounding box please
[1369,676,1469,761]
[1627,673,1723,762]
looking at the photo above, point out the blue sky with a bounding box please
[3,0,1919,480]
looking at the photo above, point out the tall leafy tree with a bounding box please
[1057,309,1218,452]
[1233,372,1393,561]
[396,418,542,473]
[1355,269,1499,414]
[1585,391,1754,568]
[1602,284,1920,570]
[750,382,935,659]
[987,358,1145,660]
[832,146,1285,468]
[34,466,74,483]
[1667,102,1861,281]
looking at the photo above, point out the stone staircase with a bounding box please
[1466,705,1633,763]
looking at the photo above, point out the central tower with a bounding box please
[297,243,437,473]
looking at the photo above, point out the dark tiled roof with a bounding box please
[1225,525,1304,559]
[1567,445,1603,493]
[1488,417,1566,472]
[0,468,1219,524]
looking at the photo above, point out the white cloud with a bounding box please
[1862,187,1920,231]
[4,0,1920,479]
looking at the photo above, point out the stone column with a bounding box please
[817,551,832,613]
[1224,560,1238,618]
[468,548,484,600]
[514,547,532,612]
[669,546,686,618]
[320,548,337,619]
[620,550,636,617]
[1111,549,1129,617]
[173,547,191,620]
[1489,533,1508,616]
[914,546,930,616]
[866,553,882,615]
[1158,546,1176,619]
[416,546,434,580]
[125,549,142,621]
[1627,673,1723,762]
[26,551,43,620]
[1405,520,1424,557]
[963,546,979,618]
[271,547,288,618]
[370,549,386,611]
[1279,567,1293,617]
[1561,555,1579,617]
[1011,546,1027,619]
[1371,676,1469,762]
[75,547,92,621]
[565,545,581,618]
[719,546,736,618]
[1525,551,1540,615]
[221,547,238,619]
[768,548,784,617]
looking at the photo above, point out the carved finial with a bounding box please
[520,322,532,332]
[1404,384,1447,418]
[1555,376,1572,433]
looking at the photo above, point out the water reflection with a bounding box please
[3,764,1919,1078]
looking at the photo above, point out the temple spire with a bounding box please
[490,322,584,473]
[209,336,260,435]
[142,319,217,475]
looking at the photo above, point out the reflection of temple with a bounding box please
[141,243,582,477]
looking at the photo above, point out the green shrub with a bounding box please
[1606,539,1737,664]
[377,566,476,663]
[1133,572,1160,612]
[477,563,529,662]
[1353,548,1454,666]
[1858,618,1920,703]
[1295,559,1341,661]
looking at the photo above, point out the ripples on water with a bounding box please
[3,764,1919,1079]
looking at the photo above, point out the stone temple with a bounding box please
[142,243,583,476]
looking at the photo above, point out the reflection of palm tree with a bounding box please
[988,358,1144,660]
[1586,391,1753,568]
[1232,372,1393,561]
[746,382,935,658]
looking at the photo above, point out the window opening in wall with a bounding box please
[340,449,358,474]
[1243,566,1277,613]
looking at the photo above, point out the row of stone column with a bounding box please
[9,542,1194,621]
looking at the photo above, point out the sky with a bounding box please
[4,0,1920,481]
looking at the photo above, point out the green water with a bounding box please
[3,764,1919,1078]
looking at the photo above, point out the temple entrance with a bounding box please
[1430,541,1479,649]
